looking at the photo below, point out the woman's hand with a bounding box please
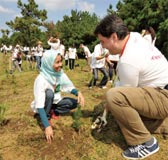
[77,92,85,107]
[45,126,53,143]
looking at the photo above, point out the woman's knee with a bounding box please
[67,98,77,108]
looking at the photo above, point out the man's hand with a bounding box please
[45,126,53,143]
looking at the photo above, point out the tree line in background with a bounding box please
[0,0,168,57]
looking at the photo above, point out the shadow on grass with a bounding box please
[0,154,3,160]
[0,119,10,127]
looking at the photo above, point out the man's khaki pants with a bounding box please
[106,86,168,145]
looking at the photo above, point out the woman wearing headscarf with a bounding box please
[31,50,85,143]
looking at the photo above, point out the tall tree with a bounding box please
[43,21,59,39]
[6,0,47,47]
[0,29,10,45]
[116,0,168,56]
[55,10,99,52]
[107,4,117,15]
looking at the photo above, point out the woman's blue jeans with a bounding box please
[44,89,78,117]
[53,97,78,114]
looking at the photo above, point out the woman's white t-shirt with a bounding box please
[31,74,62,112]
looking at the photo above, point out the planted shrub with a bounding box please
[72,105,83,132]
[0,104,6,125]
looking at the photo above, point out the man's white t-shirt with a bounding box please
[34,46,43,57]
[59,44,65,56]
[83,46,92,58]
[116,32,168,88]
[92,44,108,68]
[108,54,119,62]
[68,47,77,59]
[12,48,19,60]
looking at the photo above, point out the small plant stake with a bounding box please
[72,104,83,133]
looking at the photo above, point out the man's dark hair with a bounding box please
[94,14,129,40]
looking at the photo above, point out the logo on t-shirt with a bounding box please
[55,84,60,93]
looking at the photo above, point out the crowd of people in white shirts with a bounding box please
[0,29,156,88]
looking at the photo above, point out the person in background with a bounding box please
[68,44,77,70]
[31,50,85,143]
[23,46,29,56]
[11,44,22,72]
[35,41,44,70]
[47,37,68,66]
[88,43,108,89]
[142,26,156,46]
[1,44,8,55]
[80,43,92,69]
[64,50,69,66]
[94,14,168,159]
[59,40,65,57]
[47,37,60,52]
[106,54,119,83]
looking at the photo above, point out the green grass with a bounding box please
[0,53,168,160]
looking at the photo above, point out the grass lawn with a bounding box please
[0,53,168,160]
